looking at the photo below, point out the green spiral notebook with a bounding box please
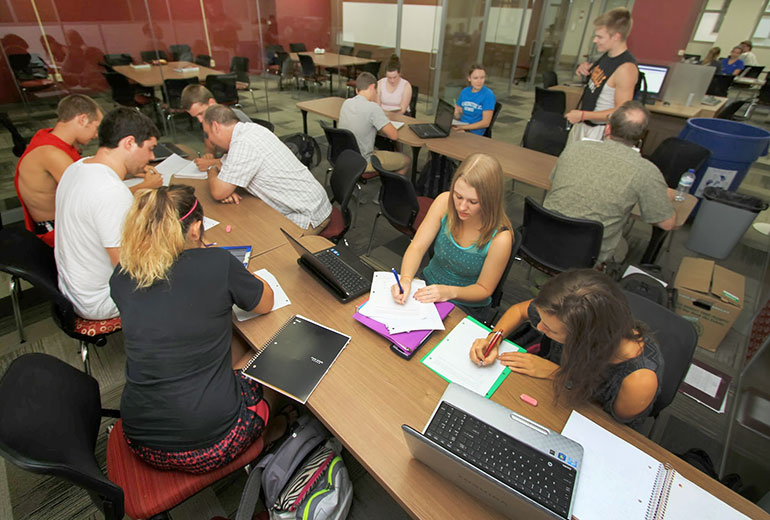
[421,316,525,398]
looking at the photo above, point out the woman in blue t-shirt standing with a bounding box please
[454,63,496,136]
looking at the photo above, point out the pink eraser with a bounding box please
[520,393,538,406]
[226,225,232,233]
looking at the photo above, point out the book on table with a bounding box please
[241,314,350,403]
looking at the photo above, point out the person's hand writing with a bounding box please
[220,192,242,204]
[469,337,499,367]
[391,276,412,305]
[139,168,163,189]
[565,109,583,124]
[413,284,453,303]
[194,156,219,171]
[576,61,591,77]
[497,352,558,378]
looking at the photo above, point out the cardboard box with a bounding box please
[673,257,745,352]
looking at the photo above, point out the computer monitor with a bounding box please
[638,64,669,97]
[661,62,716,106]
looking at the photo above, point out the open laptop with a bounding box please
[403,383,583,520]
[637,63,668,103]
[151,142,189,162]
[280,228,372,303]
[409,99,454,139]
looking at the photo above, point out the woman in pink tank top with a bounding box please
[377,55,413,115]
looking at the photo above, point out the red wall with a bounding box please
[274,0,331,51]
[628,0,705,65]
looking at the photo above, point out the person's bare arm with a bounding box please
[613,368,659,420]
[380,122,399,140]
[454,109,493,132]
[566,62,638,124]
[469,299,532,365]
[106,247,120,267]
[250,273,275,314]
[207,164,238,202]
[400,82,413,115]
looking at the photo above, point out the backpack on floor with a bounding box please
[281,133,322,168]
[234,414,353,520]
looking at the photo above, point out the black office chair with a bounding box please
[169,44,193,62]
[0,227,121,372]
[521,111,569,157]
[356,49,372,59]
[542,70,558,89]
[194,54,212,67]
[517,196,604,276]
[533,86,566,115]
[162,77,198,137]
[483,101,503,138]
[100,53,133,72]
[7,53,56,107]
[346,61,381,97]
[407,85,419,117]
[289,42,307,53]
[320,150,368,244]
[367,155,434,255]
[250,117,274,132]
[0,112,28,157]
[623,291,697,435]
[206,73,240,107]
[706,74,734,97]
[326,45,355,82]
[296,54,328,93]
[230,56,258,109]
[140,49,168,63]
[102,71,157,113]
[716,99,749,120]
[319,120,376,197]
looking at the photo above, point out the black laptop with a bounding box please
[151,142,189,162]
[280,228,372,303]
[409,99,454,139]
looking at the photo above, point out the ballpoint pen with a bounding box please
[480,329,503,366]
[392,268,404,294]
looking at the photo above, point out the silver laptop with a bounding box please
[402,383,583,519]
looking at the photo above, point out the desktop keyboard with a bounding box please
[425,402,575,518]
[315,249,370,296]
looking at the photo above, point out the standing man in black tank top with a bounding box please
[567,8,638,142]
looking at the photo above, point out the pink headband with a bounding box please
[179,199,198,221]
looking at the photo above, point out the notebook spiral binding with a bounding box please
[241,315,298,373]
[645,463,674,520]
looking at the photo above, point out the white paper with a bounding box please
[391,121,405,130]
[622,265,668,287]
[683,363,722,398]
[155,153,205,180]
[422,317,522,397]
[663,473,750,520]
[233,269,290,321]
[366,271,434,320]
[561,411,659,520]
[203,216,219,231]
[451,119,468,125]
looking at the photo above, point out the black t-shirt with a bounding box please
[580,50,637,112]
[110,248,263,450]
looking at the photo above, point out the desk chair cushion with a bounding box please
[107,420,264,519]
[73,316,122,337]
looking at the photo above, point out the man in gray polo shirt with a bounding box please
[339,72,410,175]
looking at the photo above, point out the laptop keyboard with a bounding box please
[411,124,445,137]
[425,402,575,519]
[315,249,369,296]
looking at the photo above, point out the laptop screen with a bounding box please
[637,64,668,96]
[435,99,455,133]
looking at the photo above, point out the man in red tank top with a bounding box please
[15,94,103,247]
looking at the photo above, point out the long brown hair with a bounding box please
[532,269,644,405]
[119,185,203,288]
[445,153,511,248]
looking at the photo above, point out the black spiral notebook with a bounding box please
[241,315,350,403]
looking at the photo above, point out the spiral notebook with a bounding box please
[561,411,749,520]
[241,315,350,403]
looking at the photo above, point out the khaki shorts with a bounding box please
[366,150,410,173]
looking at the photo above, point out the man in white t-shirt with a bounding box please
[739,40,758,66]
[55,108,159,320]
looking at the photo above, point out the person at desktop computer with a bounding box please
[566,7,639,142]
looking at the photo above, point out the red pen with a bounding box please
[482,330,503,361]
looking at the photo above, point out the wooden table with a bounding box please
[296,96,429,179]
[550,85,727,154]
[290,52,373,96]
[113,60,223,88]
[230,233,767,520]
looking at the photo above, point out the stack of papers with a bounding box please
[233,269,291,321]
[157,153,206,179]
[359,272,444,334]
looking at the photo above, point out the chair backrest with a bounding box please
[0,353,125,518]
[647,137,711,188]
[521,110,569,157]
[356,49,372,59]
[8,53,47,80]
[320,120,361,165]
[164,77,199,109]
[338,45,354,56]
[205,73,238,104]
[250,117,275,132]
[534,86,566,115]
[101,71,137,105]
[103,53,132,67]
[298,54,317,76]
[483,101,503,138]
[518,196,604,274]
[542,70,558,88]
[289,42,307,52]
[329,150,368,236]
[743,65,764,78]
[141,50,167,62]
[623,291,697,418]
[230,56,250,84]
[371,155,421,232]
[716,99,746,120]
[169,44,192,62]
[408,85,419,117]
[194,54,212,67]
[706,74,733,96]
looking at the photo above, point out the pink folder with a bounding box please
[353,301,455,355]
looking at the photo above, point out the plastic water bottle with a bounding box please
[674,169,696,202]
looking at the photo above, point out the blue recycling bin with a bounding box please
[679,118,770,195]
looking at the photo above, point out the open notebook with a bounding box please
[561,411,750,520]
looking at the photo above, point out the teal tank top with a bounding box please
[422,215,497,307]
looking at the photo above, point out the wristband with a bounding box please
[581,110,584,122]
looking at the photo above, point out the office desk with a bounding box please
[549,85,727,154]
[290,52,373,96]
[296,96,429,178]
[112,61,223,87]
[231,234,765,519]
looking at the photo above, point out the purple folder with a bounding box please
[353,301,455,355]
